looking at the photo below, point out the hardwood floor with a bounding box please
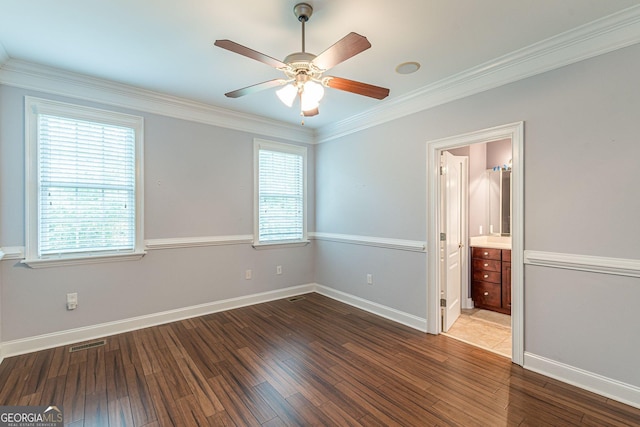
[1,293,639,426]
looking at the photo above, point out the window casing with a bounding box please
[24,97,144,267]
[254,139,308,246]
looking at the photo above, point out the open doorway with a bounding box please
[427,122,524,366]
[442,139,512,357]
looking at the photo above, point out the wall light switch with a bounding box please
[367,274,373,285]
[245,269,252,280]
[276,265,282,275]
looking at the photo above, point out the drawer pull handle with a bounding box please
[484,263,489,267]
[484,292,489,296]
[483,252,489,256]
[484,274,489,278]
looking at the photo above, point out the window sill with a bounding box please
[252,240,311,250]
[22,251,146,268]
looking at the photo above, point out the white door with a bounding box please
[441,152,467,332]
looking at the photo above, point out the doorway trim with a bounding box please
[427,122,524,365]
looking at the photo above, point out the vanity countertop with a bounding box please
[469,235,511,250]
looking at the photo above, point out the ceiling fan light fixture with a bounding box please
[300,80,324,112]
[304,80,325,100]
[276,84,298,107]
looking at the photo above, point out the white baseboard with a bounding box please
[524,352,640,410]
[4,281,637,411]
[315,284,428,332]
[0,283,315,359]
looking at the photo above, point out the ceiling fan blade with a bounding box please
[214,39,288,69]
[224,79,287,98]
[312,32,371,71]
[302,107,319,117]
[325,77,390,100]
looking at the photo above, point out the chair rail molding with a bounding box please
[145,235,254,250]
[309,232,426,252]
[0,246,24,260]
[524,250,640,278]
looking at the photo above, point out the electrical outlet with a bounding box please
[245,269,252,280]
[67,292,78,310]
[276,265,282,275]
[366,274,373,285]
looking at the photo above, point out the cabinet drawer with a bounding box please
[472,269,501,283]
[472,259,501,273]
[502,249,511,263]
[472,281,501,308]
[472,247,501,261]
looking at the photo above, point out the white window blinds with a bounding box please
[257,143,306,243]
[37,114,137,256]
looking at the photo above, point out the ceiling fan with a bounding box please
[214,2,390,120]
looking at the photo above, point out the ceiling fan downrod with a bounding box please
[294,3,313,53]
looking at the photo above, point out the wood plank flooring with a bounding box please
[1,293,639,426]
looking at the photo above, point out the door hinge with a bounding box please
[440,165,446,175]
[440,298,446,307]
[440,232,446,241]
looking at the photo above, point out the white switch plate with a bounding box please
[67,292,78,310]
[245,269,252,280]
[276,265,282,275]
[367,274,373,285]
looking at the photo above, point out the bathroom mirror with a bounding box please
[487,169,511,235]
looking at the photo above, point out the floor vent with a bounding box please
[69,340,106,352]
[288,296,306,303]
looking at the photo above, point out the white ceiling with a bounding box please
[1,0,638,129]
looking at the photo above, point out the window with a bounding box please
[24,97,144,267]
[254,139,308,246]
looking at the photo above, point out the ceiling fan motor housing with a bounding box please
[294,3,313,22]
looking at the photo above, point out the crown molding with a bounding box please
[315,5,640,143]
[0,59,314,144]
[1,6,639,145]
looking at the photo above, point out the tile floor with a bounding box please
[444,308,512,358]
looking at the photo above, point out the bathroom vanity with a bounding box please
[469,237,511,315]
[469,166,512,314]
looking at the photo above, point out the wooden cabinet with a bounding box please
[471,247,511,314]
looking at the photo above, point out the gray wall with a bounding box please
[1,39,639,394]
[0,86,315,341]
[315,42,640,388]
